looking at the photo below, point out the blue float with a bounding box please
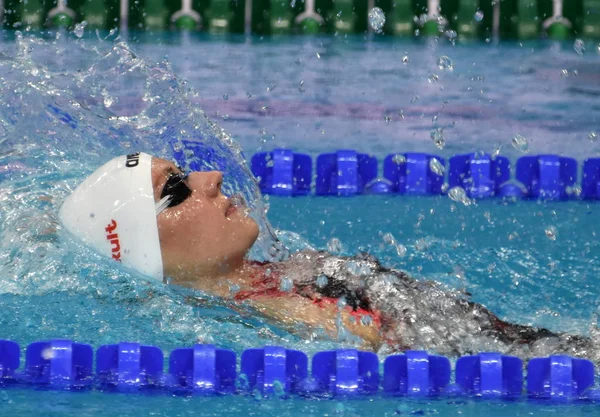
[383,350,451,396]
[96,342,163,391]
[383,153,445,195]
[311,349,379,395]
[455,352,522,398]
[168,344,236,394]
[0,340,19,382]
[516,155,577,200]
[448,153,515,198]
[250,149,312,196]
[24,339,93,389]
[527,355,594,400]
[316,150,378,196]
[582,158,600,200]
[241,346,308,394]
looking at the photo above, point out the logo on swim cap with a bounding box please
[125,153,140,168]
[105,220,121,261]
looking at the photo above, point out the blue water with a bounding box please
[0,30,600,416]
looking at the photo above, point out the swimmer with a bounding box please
[59,152,596,361]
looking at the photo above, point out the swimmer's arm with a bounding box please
[245,294,382,352]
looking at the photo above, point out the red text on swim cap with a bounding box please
[105,220,121,261]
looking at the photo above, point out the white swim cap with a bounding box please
[59,152,164,282]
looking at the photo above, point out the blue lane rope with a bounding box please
[250,149,596,200]
[2,339,600,402]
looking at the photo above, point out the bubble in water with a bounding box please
[430,127,445,149]
[361,314,373,326]
[395,243,407,258]
[574,39,585,56]
[437,56,453,71]
[316,275,328,288]
[597,43,600,54]
[448,187,472,206]
[368,7,386,33]
[474,10,484,22]
[512,133,529,153]
[590,132,598,142]
[545,226,557,241]
[73,21,88,38]
[222,94,229,100]
[402,55,409,64]
[392,154,406,164]
[327,237,343,254]
[298,79,305,93]
[429,157,445,175]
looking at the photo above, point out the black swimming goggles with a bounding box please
[155,171,192,215]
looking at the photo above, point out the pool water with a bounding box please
[0,30,600,416]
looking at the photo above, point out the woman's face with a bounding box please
[151,157,259,280]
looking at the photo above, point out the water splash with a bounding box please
[368,7,385,33]
[0,36,284,299]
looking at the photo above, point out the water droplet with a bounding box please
[402,55,409,64]
[492,142,501,158]
[382,232,396,245]
[337,297,347,308]
[222,94,229,100]
[429,157,445,176]
[574,39,585,56]
[73,21,88,38]
[361,315,373,326]
[448,187,472,206]
[280,276,293,292]
[445,30,457,41]
[566,185,582,197]
[428,73,440,83]
[42,347,54,360]
[545,226,557,241]
[327,237,343,254]
[336,10,342,18]
[437,56,453,71]
[511,133,529,153]
[589,132,597,142]
[266,82,277,92]
[430,127,445,149]
[395,244,407,258]
[474,10,484,22]
[392,154,406,164]
[384,114,391,123]
[316,275,328,288]
[266,159,274,168]
[298,79,305,93]
[368,7,386,33]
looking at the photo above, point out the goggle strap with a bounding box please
[155,195,173,216]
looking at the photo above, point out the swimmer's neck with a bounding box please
[168,260,269,298]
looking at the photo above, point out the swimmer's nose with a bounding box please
[190,171,222,198]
